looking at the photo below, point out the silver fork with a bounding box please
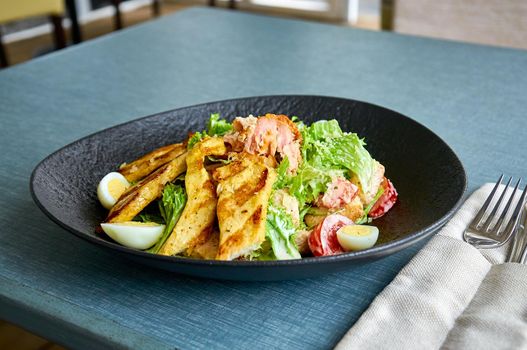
[507,205,527,262]
[463,175,527,249]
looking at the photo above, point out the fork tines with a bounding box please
[464,175,527,248]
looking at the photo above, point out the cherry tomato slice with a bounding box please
[308,214,354,256]
[368,177,398,219]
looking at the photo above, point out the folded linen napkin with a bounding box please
[335,183,527,350]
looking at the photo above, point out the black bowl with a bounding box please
[30,95,466,280]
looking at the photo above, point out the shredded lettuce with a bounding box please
[147,183,187,253]
[248,238,275,260]
[187,114,232,149]
[249,202,301,261]
[311,134,377,192]
[264,203,301,260]
[187,131,206,149]
[303,120,377,191]
[290,164,346,205]
[302,119,343,144]
[273,157,291,190]
[207,113,233,136]
[356,187,385,224]
[206,155,231,164]
[290,119,377,206]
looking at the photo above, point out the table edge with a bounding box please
[0,275,173,350]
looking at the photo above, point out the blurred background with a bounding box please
[1,0,526,68]
[1,0,526,348]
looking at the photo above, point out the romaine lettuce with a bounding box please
[207,113,233,136]
[290,164,346,205]
[294,119,378,203]
[134,213,164,224]
[187,114,232,149]
[187,131,205,149]
[264,203,301,260]
[355,187,384,224]
[273,157,291,190]
[147,183,187,253]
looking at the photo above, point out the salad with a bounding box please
[97,113,397,260]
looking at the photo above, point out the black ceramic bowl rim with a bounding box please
[30,95,467,268]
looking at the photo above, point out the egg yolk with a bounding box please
[339,225,372,236]
[108,178,127,200]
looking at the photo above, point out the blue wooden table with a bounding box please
[1,7,526,350]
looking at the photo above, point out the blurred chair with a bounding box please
[381,0,527,49]
[111,0,236,30]
[0,0,66,67]
[111,0,161,30]
[209,0,236,9]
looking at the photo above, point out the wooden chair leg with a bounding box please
[50,15,66,50]
[112,0,123,30]
[65,0,82,43]
[381,0,395,31]
[0,30,8,68]
[208,0,235,8]
[152,0,161,16]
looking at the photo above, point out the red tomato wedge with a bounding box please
[368,177,398,219]
[308,214,354,256]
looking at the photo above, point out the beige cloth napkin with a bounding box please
[335,183,527,350]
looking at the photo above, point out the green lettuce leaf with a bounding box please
[311,134,376,191]
[248,238,275,260]
[290,163,346,205]
[187,114,233,149]
[303,119,343,143]
[355,186,384,224]
[207,113,233,136]
[296,119,378,202]
[133,213,165,224]
[273,157,291,190]
[206,155,231,164]
[264,203,301,260]
[147,183,187,253]
[187,131,205,149]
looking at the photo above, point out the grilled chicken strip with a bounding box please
[105,152,187,223]
[119,143,187,182]
[213,153,277,260]
[188,231,220,260]
[159,137,226,256]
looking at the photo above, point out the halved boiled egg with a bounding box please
[97,172,130,209]
[101,222,165,250]
[336,225,379,251]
